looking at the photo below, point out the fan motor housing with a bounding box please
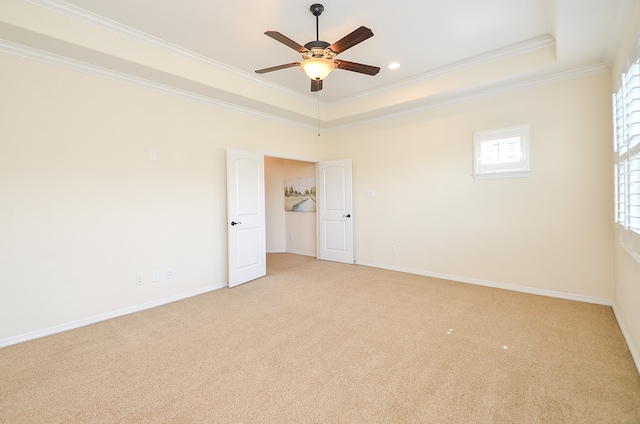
[304,40,330,50]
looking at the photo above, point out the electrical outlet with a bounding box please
[391,245,397,253]
[167,268,174,279]
[289,234,293,240]
[136,275,144,286]
[618,280,624,294]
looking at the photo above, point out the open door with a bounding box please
[226,148,266,287]
[317,159,354,264]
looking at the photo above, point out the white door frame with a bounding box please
[232,150,353,280]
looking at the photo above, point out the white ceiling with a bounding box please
[1,0,636,127]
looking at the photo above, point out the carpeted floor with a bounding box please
[1,253,639,423]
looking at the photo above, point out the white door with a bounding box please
[318,159,354,264]
[226,148,266,287]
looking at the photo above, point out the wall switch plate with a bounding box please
[152,270,161,283]
[366,190,376,198]
[150,149,158,161]
[136,275,144,286]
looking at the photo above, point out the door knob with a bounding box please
[231,221,242,226]
[342,214,351,218]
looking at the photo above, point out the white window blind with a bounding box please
[614,37,640,261]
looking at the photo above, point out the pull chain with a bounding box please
[317,92,321,136]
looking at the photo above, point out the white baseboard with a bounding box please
[355,260,613,306]
[0,282,228,349]
[612,303,640,375]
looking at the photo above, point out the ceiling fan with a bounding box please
[255,3,380,92]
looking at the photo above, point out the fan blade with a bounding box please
[264,31,308,53]
[328,26,374,54]
[255,63,300,74]
[311,79,323,92]
[335,60,380,76]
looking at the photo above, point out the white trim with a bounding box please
[23,0,313,105]
[355,260,613,306]
[613,302,640,375]
[326,64,609,132]
[0,282,227,348]
[25,0,557,112]
[0,36,606,131]
[328,35,556,108]
[0,39,316,131]
[260,151,320,163]
[5,0,611,131]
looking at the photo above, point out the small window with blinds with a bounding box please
[473,125,530,180]
[613,37,640,261]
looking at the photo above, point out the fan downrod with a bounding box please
[306,3,329,50]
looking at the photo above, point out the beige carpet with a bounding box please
[1,253,639,423]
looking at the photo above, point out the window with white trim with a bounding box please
[473,125,530,179]
[613,36,640,261]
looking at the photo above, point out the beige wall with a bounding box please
[0,53,323,341]
[610,2,640,371]
[324,72,614,302]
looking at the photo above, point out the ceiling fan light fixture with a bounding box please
[256,4,379,92]
[300,58,335,81]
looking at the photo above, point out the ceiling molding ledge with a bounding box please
[0,36,607,132]
[23,0,316,106]
[324,63,609,132]
[0,39,318,131]
[326,35,556,109]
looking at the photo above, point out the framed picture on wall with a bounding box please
[285,177,316,212]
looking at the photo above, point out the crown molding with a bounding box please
[0,39,317,131]
[326,63,609,132]
[1,36,608,132]
[23,0,315,106]
[326,35,556,108]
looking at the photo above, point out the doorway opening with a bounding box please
[264,157,317,258]
[227,149,353,287]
